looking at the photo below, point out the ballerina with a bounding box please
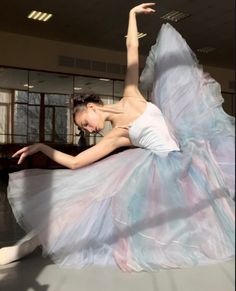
[0,3,234,271]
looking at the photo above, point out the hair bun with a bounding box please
[73,93,103,107]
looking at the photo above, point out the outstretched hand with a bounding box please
[12,143,42,164]
[130,3,156,14]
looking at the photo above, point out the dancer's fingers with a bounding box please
[18,153,27,164]
[11,151,21,158]
[12,147,27,158]
[142,3,156,13]
[143,3,156,5]
[143,3,156,8]
[145,8,155,13]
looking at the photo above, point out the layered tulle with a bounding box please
[140,23,235,200]
[7,23,235,271]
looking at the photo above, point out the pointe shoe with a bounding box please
[0,239,38,265]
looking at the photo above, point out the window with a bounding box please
[0,67,150,145]
[44,94,71,143]
[13,91,72,144]
[0,89,12,143]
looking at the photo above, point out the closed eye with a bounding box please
[81,121,87,128]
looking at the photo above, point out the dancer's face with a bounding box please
[75,103,105,133]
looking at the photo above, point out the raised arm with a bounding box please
[124,3,156,97]
[12,129,131,170]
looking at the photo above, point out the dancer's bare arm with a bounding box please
[123,3,156,99]
[12,129,131,169]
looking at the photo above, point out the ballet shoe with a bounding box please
[0,240,38,265]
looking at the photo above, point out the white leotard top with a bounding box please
[116,102,180,156]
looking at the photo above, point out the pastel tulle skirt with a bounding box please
[8,23,235,272]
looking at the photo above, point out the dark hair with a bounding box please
[73,93,103,127]
[73,93,103,108]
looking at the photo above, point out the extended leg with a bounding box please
[0,232,40,265]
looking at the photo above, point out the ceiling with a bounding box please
[0,0,235,69]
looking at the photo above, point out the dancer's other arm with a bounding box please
[12,128,131,169]
[123,3,156,99]
[11,3,155,170]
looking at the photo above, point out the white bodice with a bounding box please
[128,102,180,156]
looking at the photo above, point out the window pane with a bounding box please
[28,105,40,142]
[0,68,28,91]
[0,89,11,103]
[45,107,53,142]
[74,76,113,96]
[14,136,27,144]
[0,89,11,143]
[15,90,28,103]
[28,134,39,143]
[14,104,27,135]
[29,71,73,94]
[16,91,41,104]
[55,107,70,143]
[100,95,113,105]
[114,80,124,98]
[45,94,69,106]
[0,105,8,143]
[29,93,40,105]
[0,105,7,134]
[14,103,27,143]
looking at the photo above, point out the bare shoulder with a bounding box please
[120,92,147,115]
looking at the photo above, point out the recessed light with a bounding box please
[125,32,147,39]
[197,47,216,53]
[23,84,34,88]
[137,32,147,39]
[160,10,190,22]
[28,10,53,22]
[99,78,110,82]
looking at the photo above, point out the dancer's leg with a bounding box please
[0,232,40,265]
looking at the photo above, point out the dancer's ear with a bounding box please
[86,103,96,110]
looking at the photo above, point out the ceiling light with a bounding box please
[197,47,216,53]
[138,32,147,39]
[23,84,34,88]
[28,10,53,22]
[160,10,190,22]
[43,14,53,22]
[28,11,37,18]
[125,32,147,39]
[74,87,82,90]
[33,11,42,20]
[99,78,110,81]
[38,13,48,21]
